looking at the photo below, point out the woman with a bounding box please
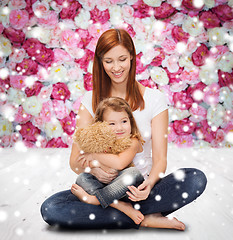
[41,29,207,230]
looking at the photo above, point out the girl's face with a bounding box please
[102,45,132,85]
[103,108,131,139]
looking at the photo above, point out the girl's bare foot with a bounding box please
[140,213,185,231]
[111,201,144,225]
[71,184,99,205]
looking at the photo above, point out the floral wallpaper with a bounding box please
[0,0,233,149]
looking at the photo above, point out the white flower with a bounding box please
[49,65,68,83]
[207,104,225,128]
[122,5,134,24]
[126,0,138,4]
[68,81,85,100]
[162,55,179,73]
[8,0,27,10]
[143,0,162,7]
[182,16,204,37]
[26,26,51,44]
[199,64,218,85]
[0,6,10,28]
[0,35,12,57]
[134,38,146,54]
[32,1,50,18]
[170,12,186,25]
[65,47,84,59]
[109,5,123,27]
[44,118,63,139]
[208,27,228,47]
[74,9,90,30]
[0,117,13,137]
[217,52,233,73]
[219,87,232,110]
[204,0,215,9]
[170,82,188,92]
[141,48,157,65]
[179,55,196,70]
[78,0,96,11]
[22,96,42,116]
[150,67,169,86]
[7,88,26,105]
[37,85,53,103]
[169,107,190,122]
[168,0,182,8]
[229,0,233,7]
[98,0,111,11]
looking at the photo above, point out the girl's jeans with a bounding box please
[41,168,207,229]
[75,167,144,208]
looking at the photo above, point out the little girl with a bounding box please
[71,97,145,224]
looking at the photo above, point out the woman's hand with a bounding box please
[91,167,118,184]
[126,179,152,201]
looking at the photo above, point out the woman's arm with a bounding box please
[82,138,140,170]
[69,104,94,174]
[127,109,168,201]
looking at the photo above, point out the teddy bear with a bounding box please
[72,121,132,154]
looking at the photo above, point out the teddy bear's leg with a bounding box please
[95,167,144,208]
[75,172,106,195]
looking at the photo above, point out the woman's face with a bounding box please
[103,108,131,139]
[102,45,132,85]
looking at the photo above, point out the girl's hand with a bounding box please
[91,167,118,184]
[77,153,93,168]
[127,179,152,201]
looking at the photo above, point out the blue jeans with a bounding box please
[76,167,144,208]
[41,168,207,229]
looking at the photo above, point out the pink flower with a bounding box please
[32,1,50,18]
[203,83,220,106]
[9,9,29,30]
[211,129,225,148]
[199,11,221,29]
[132,0,152,18]
[39,101,53,122]
[218,70,233,90]
[159,85,174,105]
[15,58,38,76]
[46,137,69,148]
[192,44,209,67]
[173,118,196,135]
[25,81,43,97]
[171,25,190,43]
[87,22,110,39]
[166,67,184,84]
[9,75,26,89]
[154,2,176,19]
[9,48,26,63]
[90,7,110,24]
[76,29,92,49]
[161,38,177,54]
[72,96,83,114]
[53,49,73,65]
[136,53,149,74]
[173,91,194,110]
[34,47,54,68]
[212,4,233,22]
[209,45,229,61]
[3,27,25,47]
[187,82,207,103]
[189,104,207,123]
[180,68,200,84]
[52,99,69,119]
[151,48,166,67]
[22,38,44,57]
[59,1,82,20]
[9,0,27,10]
[162,55,179,73]
[19,121,40,142]
[37,11,59,28]
[174,135,194,148]
[168,123,178,143]
[14,106,32,123]
[196,120,216,143]
[0,135,12,148]
[139,79,157,89]
[75,49,94,72]
[59,111,76,135]
[37,85,53,102]
[51,82,71,101]
[84,72,93,91]
[61,29,79,47]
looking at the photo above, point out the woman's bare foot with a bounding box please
[111,201,144,225]
[140,213,185,231]
[71,184,99,205]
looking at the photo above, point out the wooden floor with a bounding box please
[0,146,233,240]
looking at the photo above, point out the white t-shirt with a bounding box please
[81,87,169,178]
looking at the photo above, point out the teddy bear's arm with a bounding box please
[91,138,140,170]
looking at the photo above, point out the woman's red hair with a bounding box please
[92,28,144,112]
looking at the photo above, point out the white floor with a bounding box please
[0,146,233,240]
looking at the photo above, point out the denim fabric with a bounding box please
[41,168,207,229]
[76,167,144,208]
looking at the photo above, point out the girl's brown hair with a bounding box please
[94,97,144,143]
[92,28,144,112]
